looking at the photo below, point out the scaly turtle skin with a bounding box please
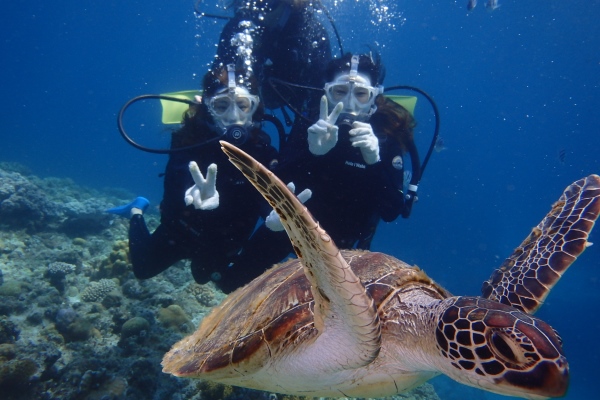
[163,141,600,399]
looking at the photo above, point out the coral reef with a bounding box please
[80,278,118,302]
[0,168,114,234]
[0,163,442,400]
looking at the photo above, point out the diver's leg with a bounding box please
[129,216,183,279]
[189,248,230,287]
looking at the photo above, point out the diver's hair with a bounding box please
[369,95,416,153]
[325,52,385,86]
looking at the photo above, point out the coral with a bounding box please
[0,161,32,176]
[0,343,16,361]
[121,279,148,300]
[33,286,62,309]
[0,317,19,344]
[96,240,131,280]
[197,380,235,399]
[0,358,38,392]
[55,308,78,331]
[72,237,87,246]
[40,325,65,345]
[85,376,128,400]
[0,168,115,234]
[157,305,193,333]
[126,359,159,398]
[185,282,219,307]
[0,169,61,232]
[406,383,442,400]
[120,317,150,340]
[26,311,43,325]
[0,280,27,297]
[81,279,118,302]
[59,197,115,235]
[101,291,122,309]
[54,309,93,342]
[47,261,77,293]
[47,261,76,277]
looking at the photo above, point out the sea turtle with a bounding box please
[163,141,600,399]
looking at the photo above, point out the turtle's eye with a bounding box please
[490,332,517,363]
[488,329,529,365]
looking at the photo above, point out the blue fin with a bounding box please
[106,196,149,217]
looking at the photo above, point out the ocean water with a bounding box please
[1,1,599,399]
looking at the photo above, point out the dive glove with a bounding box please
[307,96,343,156]
[349,121,380,165]
[184,161,219,210]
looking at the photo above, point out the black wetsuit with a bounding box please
[232,125,407,271]
[128,132,277,292]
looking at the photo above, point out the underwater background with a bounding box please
[1,1,599,399]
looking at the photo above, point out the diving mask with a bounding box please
[207,86,259,129]
[325,77,379,112]
[324,55,382,123]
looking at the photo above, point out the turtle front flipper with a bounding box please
[220,141,381,371]
[482,174,600,313]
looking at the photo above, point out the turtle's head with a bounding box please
[434,297,568,399]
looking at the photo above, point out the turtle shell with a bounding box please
[162,249,449,380]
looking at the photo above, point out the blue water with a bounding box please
[2,1,598,399]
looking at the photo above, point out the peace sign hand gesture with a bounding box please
[184,161,220,210]
[307,95,343,156]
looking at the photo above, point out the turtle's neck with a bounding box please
[381,291,450,373]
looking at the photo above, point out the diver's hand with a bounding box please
[349,121,380,165]
[307,96,343,156]
[266,182,312,232]
[184,162,219,210]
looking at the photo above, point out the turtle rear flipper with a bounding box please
[482,174,600,313]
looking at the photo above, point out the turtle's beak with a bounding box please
[492,317,569,398]
[499,357,569,399]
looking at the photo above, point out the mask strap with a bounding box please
[227,64,236,94]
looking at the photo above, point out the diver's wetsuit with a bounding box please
[232,125,408,274]
[128,134,277,291]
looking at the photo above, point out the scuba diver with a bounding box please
[208,0,333,153]
[107,64,279,292]
[229,51,421,271]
